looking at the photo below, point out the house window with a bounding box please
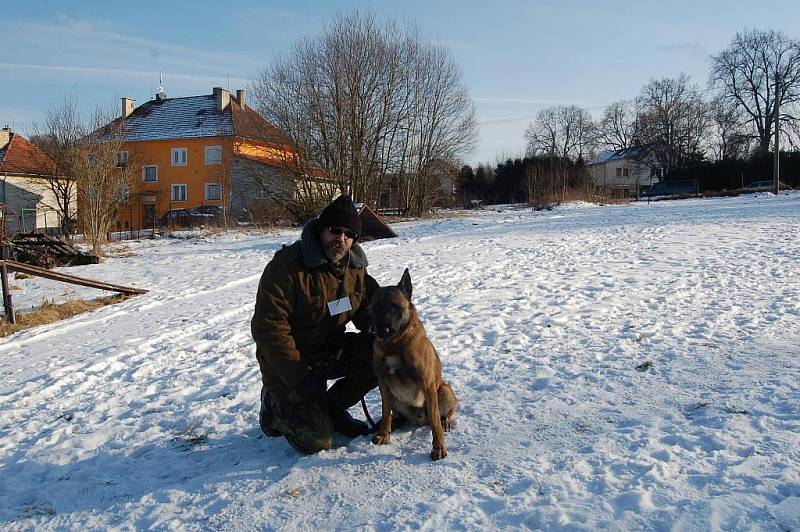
[116,151,129,168]
[143,165,158,182]
[171,184,187,202]
[205,183,222,201]
[623,168,629,177]
[616,167,622,177]
[172,148,188,166]
[205,146,222,164]
[20,208,37,232]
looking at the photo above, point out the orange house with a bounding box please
[111,87,296,231]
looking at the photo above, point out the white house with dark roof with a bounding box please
[587,147,662,196]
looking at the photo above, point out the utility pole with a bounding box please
[773,76,781,195]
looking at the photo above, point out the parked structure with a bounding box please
[588,147,662,196]
[107,87,302,231]
[0,128,75,235]
[353,203,397,241]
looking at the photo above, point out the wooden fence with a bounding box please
[1,259,147,325]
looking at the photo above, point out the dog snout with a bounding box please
[377,325,392,339]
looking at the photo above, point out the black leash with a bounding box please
[361,396,376,430]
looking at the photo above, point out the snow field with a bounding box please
[0,193,798,529]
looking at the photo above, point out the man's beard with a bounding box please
[324,241,348,264]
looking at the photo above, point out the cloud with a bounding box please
[439,38,484,54]
[473,96,605,107]
[472,95,609,127]
[657,41,706,59]
[0,18,262,78]
[478,114,541,126]
[272,8,306,21]
[0,63,251,88]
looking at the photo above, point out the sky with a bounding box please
[3,0,800,164]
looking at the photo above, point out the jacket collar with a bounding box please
[300,219,368,269]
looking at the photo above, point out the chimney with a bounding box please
[213,87,230,111]
[236,89,246,107]
[121,97,136,118]
[0,126,10,149]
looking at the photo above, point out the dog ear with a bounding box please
[398,268,413,299]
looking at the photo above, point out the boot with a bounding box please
[259,387,282,437]
[331,409,371,437]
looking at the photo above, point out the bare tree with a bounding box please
[707,96,754,160]
[29,97,133,249]
[394,44,477,214]
[709,28,800,157]
[525,159,561,210]
[524,105,596,161]
[251,10,477,217]
[636,74,710,177]
[596,100,639,151]
[27,95,82,236]
[525,107,559,157]
[76,108,135,255]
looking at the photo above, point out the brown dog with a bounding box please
[370,269,457,460]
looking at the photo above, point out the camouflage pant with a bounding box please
[262,332,376,454]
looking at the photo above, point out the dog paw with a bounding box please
[372,432,391,445]
[442,419,453,432]
[431,447,447,461]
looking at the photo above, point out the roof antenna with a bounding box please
[157,72,167,101]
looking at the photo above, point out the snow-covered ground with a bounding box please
[1,193,799,530]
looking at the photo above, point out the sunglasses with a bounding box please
[327,226,357,239]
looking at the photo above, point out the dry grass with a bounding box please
[0,294,133,338]
[105,245,137,258]
[173,419,210,450]
[561,186,632,205]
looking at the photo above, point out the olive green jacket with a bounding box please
[251,221,377,391]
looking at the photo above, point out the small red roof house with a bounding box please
[0,127,75,235]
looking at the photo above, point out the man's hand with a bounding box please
[307,347,341,376]
[293,373,326,401]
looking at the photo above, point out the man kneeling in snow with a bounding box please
[251,195,378,454]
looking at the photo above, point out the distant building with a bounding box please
[431,159,460,208]
[0,127,75,235]
[379,159,460,213]
[588,147,662,196]
[106,87,303,231]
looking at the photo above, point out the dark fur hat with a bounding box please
[317,195,362,237]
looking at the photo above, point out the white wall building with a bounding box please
[0,128,76,235]
[588,147,662,196]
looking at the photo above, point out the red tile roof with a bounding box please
[230,100,292,148]
[0,132,59,177]
[235,151,333,180]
